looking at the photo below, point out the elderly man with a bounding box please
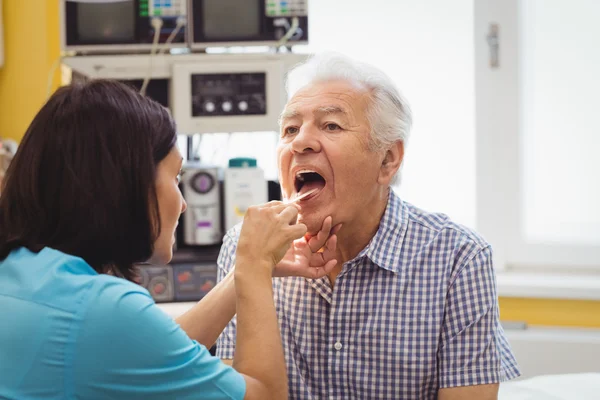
[216,52,520,399]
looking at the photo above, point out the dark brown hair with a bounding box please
[0,79,177,280]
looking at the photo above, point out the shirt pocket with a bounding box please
[356,310,440,376]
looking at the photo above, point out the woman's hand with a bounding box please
[235,201,308,276]
[274,216,342,279]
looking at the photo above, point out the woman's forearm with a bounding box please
[233,259,288,399]
[174,269,236,348]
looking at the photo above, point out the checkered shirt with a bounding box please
[216,190,521,399]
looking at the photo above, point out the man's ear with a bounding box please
[377,141,404,185]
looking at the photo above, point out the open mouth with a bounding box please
[294,170,327,201]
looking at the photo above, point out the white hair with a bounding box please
[285,52,413,155]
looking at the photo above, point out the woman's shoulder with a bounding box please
[1,246,152,316]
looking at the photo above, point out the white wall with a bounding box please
[505,327,600,379]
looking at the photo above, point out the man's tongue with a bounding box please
[298,180,325,196]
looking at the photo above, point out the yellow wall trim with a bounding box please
[0,0,60,142]
[499,297,600,328]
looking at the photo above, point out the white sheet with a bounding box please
[499,373,600,400]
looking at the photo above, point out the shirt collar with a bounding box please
[356,189,408,274]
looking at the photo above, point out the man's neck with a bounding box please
[328,188,390,286]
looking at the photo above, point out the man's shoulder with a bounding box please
[222,223,243,247]
[217,223,243,268]
[403,201,490,253]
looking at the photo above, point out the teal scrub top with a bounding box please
[0,247,246,399]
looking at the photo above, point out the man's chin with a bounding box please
[298,213,329,236]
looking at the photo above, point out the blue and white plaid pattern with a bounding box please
[216,190,521,399]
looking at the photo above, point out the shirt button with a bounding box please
[334,341,343,351]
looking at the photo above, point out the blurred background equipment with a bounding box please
[62,52,307,133]
[61,0,188,54]
[188,0,308,50]
[61,0,307,55]
[60,1,310,305]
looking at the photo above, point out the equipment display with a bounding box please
[61,0,187,53]
[136,265,175,302]
[63,53,308,134]
[224,158,268,231]
[180,164,222,246]
[190,72,267,117]
[188,0,308,49]
[61,0,309,54]
[171,57,285,133]
[172,263,218,302]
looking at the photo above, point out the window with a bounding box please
[475,0,600,269]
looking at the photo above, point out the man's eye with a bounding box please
[283,126,299,136]
[325,123,341,131]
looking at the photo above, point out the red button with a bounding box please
[153,283,165,295]
[178,271,191,283]
[201,280,215,292]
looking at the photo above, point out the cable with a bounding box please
[215,133,232,165]
[192,134,203,162]
[275,17,300,48]
[140,17,163,96]
[46,56,64,99]
[158,16,186,56]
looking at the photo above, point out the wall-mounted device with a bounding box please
[171,57,285,133]
[64,52,174,109]
[171,262,218,302]
[188,0,308,50]
[180,164,222,246]
[63,52,308,134]
[61,0,308,54]
[136,265,175,302]
[136,261,218,303]
[61,0,188,54]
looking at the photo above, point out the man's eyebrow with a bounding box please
[279,108,300,122]
[314,105,349,116]
[278,105,350,125]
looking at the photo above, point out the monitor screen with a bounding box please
[76,1,135,42]
[202,0,261,40]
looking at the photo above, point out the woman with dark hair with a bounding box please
[0,80,339,399]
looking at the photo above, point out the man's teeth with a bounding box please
[295,170,317,181]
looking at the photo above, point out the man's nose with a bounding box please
[290,125,321,154]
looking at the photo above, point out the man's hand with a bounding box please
[273,216,341,279]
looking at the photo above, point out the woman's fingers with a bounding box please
[308,216,333,253]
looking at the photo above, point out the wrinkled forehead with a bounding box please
[280,80,371,122]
